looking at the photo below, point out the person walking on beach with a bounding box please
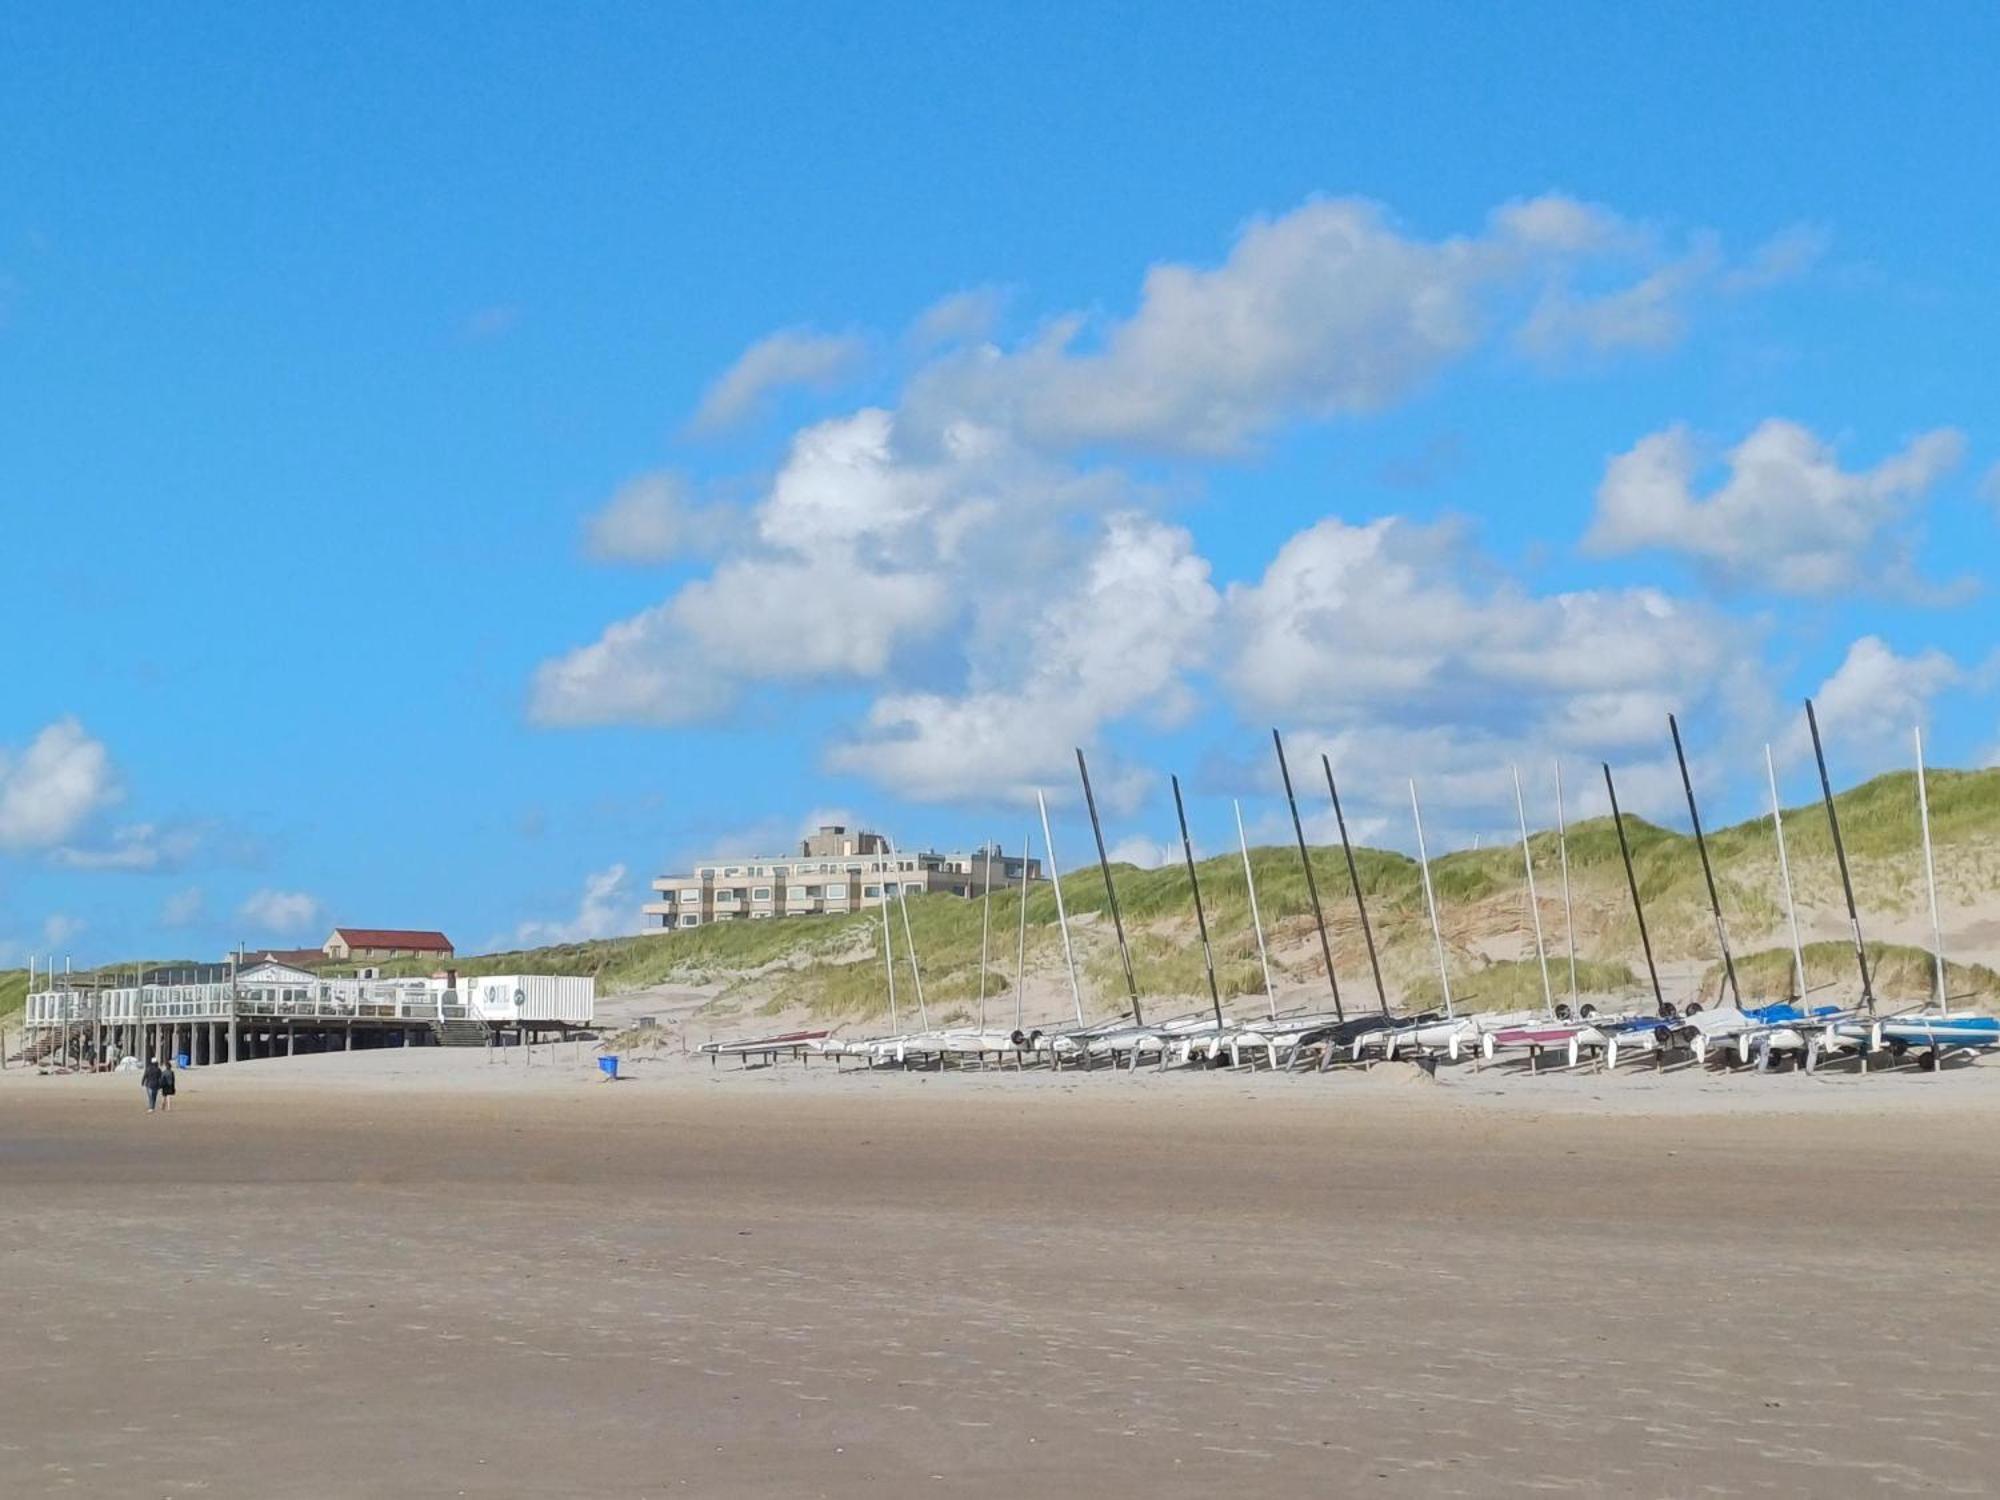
[141,1057,162,1112]
[158,1058,178,1112]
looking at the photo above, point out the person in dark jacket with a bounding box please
[158,1058,178,1111]
[141,1058,162,1111]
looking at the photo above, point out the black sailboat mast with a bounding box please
[1805,698,1876,1014]
[1172,775,1227,1031]
[1603,763,1667,1016]
[1075,747,1144,1027]
[1323,755,1389,1019]
[1273,729,1343,1021]
[1668,714,1740,1008]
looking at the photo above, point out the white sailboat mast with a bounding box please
[1409,780,1454,1020]
[1013,828,1032,1032]
[1764,743,1807,1003]
[1234,798,1277,1020]
[886,837,930,1030]
[1037,791,1087,1026]
[977,842,995,1031]
[1554,759,1578,1010]
[1512,764,1555,1011]
[1915,727,1947,1011]
[880,856,899,1031]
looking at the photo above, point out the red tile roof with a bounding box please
[329,928,454,951]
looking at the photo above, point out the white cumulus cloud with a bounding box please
[690,327,868,432]
[0,718,120,852]
[1587,419,1966,597]
[529,192,1819,814]
[830,512,1218,804]
[237,889,322,935]
[1105,835,1176,869]
[531,548,947,727]
[514,864,636,946]
[903,194,1765,456]
[1221,515,1760,827]
[55,821,203,872]
[908,286,1006,349]
[583,472,736,564]
[1778,636,1961,768]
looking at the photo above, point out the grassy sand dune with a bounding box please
[1695,940,2000,1008]
[32,768,2000,1029]
[432,767,2000,1026]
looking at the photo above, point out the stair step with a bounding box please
[431,1019,492,1048]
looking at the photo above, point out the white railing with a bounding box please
[23,980,457,1028]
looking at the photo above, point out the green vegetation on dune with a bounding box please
[1708,767,2000,864]
[365,766,2000,1026]
[0,969,27,1025]
[374,914,882,990]
[1697,941,2000,1008]
[26,766,2000,1034]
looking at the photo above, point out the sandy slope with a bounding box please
[5,1054,2000,1497]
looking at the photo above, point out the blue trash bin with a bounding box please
[597,1055,619,1080]
[177,1052,190,1068]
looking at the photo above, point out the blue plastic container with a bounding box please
[597,1055,619,1080]
[177,1052,190,1068]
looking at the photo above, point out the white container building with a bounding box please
[462,974,596,1026]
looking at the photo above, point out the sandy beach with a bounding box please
[4,1052,1999,1497]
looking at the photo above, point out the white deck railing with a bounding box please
[23,980,463,1028]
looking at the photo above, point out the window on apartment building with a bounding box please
[679,915,699,927]
[787,886,808,901]
[752,887,772,900]
[716,890,739,903]
[863,884,881,897]
[803,885,822,897]
[825,883,847,899]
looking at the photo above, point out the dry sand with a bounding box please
[4,1052,2000,1497]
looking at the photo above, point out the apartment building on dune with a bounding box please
[645,825,1040,930]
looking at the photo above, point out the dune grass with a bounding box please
[367,767,2000,1025]
[1697,941,2000,1008]
[24,766,2000,1033]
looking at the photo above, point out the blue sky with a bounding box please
[4,3,1996,963]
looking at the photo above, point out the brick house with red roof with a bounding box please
[322,927,455,961]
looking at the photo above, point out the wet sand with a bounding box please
[4,1062,1999,1497]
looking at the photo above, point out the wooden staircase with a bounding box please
[431,1018,491,1048]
